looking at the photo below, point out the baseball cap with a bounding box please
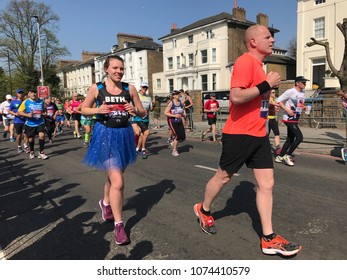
[171,90,180,95]
[210,93,216,97]
[295,76,310,83]
[5,94,12,100]
[141,81,149,88]
[16,88,24,93]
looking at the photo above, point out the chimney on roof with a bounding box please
[232,6,246,22]
[256,13,268,27]
[171,23,177,33]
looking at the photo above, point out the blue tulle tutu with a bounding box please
[82,122,136,171]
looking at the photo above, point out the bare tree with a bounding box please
[0,0,69,89]
[306,18,347,92]
[287,37,297,60]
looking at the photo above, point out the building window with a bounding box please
[212,73,217,90]
[312,58,326,88]
[129,53,132,62]
[206,30,214,39]
[314,17,325,39]
[176,56,180,69]
[201,74,208,91]
[212,48,217,63]
[168,79,174,92]
[156,79,161,90]
[201,49,208,64]
[168,57,173,70]
[172,39,177,48]
[139,57,143,67]
[188,35,193,44]
[130,66,133,78]
[188,53,194,66]
[315,0,325,4]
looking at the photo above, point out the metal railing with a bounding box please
[310,97,346,129]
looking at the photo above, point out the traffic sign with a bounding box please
[37,86,49,99]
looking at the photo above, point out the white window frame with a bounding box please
[168,57,173,70]
[212,48,217,63]
[206,30,214,39]
[188,53,194,66]
[201,49,208,64]
[168,79,174,92]
[156,79,161,90]
[212,73,217,90]
[314,17,325,39]
[201,74,208,91]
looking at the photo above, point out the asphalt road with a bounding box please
[0,128,346,260]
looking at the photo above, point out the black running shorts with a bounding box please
[24,123,45,138]
[219,134,273,174]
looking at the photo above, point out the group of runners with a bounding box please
[0,89,92,159]
[3,24,347,258]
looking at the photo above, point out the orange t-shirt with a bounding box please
[222,53,268,137]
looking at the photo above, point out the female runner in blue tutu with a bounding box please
[81,55,145,245]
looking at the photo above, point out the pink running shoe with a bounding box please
[98,199,114,222]
[114,222,129,245]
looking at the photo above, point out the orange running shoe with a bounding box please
[193,203,217,235]
[261,234,302,256]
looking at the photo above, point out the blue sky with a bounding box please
[0,0,297,61]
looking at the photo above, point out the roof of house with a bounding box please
[129,39,162,51]
[226,53,295,68]
[264,54,296,65]
[159,12,279,40]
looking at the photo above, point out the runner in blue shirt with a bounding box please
[8,89,29,153]
[18,89,48,159]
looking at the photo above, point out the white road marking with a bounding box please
[0,245,6,260]
[195,165,240,176]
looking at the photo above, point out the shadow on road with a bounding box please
[212,181,262,238]
[123,179,175,237]
[111,240,153,260]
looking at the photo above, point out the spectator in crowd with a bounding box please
[183,90,194,131]
[152,95,161,129]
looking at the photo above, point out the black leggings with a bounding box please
[280,122,303,156]
[45,119,55,140]
[169,120,186,141]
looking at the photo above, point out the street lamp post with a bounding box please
[6,50,13,94]
[32,15,44,86]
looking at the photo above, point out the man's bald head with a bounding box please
[244,25,267,45]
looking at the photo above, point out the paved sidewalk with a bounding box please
[152,121,347,157]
